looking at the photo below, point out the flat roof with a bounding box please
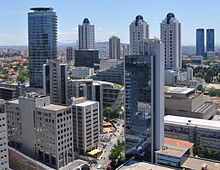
[40,104,68,111]
[118,160,173,170]
[156,143,188,158]
[74,100,97,107]
[165,86,194,95]
[165,115,220,131]
[164,137,194,149]
[8,99,19,104]
[182,157,220,170]
[87,149,101,156]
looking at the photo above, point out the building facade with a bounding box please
[43,60,69,105]
[196,29,205,57]
[129,15,149,55]
[28,8,57,88]
[125,39,164,162]
[206,29,215,52]
[66,46,75,64]
[78,18,95,50]
[161,13,182,70]
[71,67,94,78]
[109,36,120,59]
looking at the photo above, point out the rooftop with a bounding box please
[165,86,194,95]
[156,143,188,158]
[74,100,97,107]
[165,115,220,131]
[40,104,68,111]
[182,157,220,170]
[8,99,19,104]
[164,137,194,149]
[30,7,53,11]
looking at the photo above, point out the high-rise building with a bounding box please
[160,13,182,70]
[78,18,95,50]
[129,15,149,55]
[109,36,121,59]
[43,60,69,105]
[196,29,205,56]
[125,39,164,162]
[206,29,215,52]
[122,44,130,58]
[66,46,76,64]
[28,8,57,88]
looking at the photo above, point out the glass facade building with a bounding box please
[28,8,57,88]
[124,39,165,163]
[206,29,215,52]
[196,29,205,56]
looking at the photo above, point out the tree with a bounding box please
[205,147,211,157]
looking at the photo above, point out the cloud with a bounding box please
[58,27,78,36]
[106,31,117,36]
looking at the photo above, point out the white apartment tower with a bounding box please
[129,15,149,55]
[78,18,95,50]
[160,13,182,70]
[109,36,121,59]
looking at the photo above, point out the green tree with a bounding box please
[205,147,211,157]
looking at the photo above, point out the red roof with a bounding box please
[164,137,194,149]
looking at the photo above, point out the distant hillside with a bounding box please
[182,46,196,55]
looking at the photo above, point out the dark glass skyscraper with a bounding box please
[206,29,215,52]
[124,39,164,162]
[28,8,57,88]
[196,29,205,56]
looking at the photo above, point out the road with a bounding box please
[92,119,124,170]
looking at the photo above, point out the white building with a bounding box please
[165,70,178,85]
[187,67,193,80]
[71,67,94,78]
[100,59,122,71]
[72,98,99,154]
[78,18,95,50]
[129,15,149,55]
[161,13,182,70]
[109,36,120,59]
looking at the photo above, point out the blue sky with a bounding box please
[0,0,220,46]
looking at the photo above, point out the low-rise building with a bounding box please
[165,86,216,119]
[164,115,220,153]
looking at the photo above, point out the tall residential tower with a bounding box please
[206,29,215,52]
[129,15,149,55]
[109,36,121,59]
[78,18,95,50]
[196,29,205,56]
[28,8,57,88]
[160,13,181,70]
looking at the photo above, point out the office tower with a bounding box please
[125,39,164,162]
[72,98,99,154]
[0,100,9,170]
[66,46,76,64]
[160,13,182,70]
[28,8,57,88]
[196,29,205,56]
[78,18,95,50]
[74,50,99,70]
[206,29,215,52]
[130,15,149,54]
[43,60,69,105]
[6,93,74,169]
[109,36,121,59]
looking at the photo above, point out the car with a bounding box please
[103,165,107,169]
[97,165,102,169]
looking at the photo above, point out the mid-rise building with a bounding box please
[206,29,215,52]
[100,59,122,71]
[0,100,9,170]
[164,115,220,153]
[187,67,193,80]
[43,60,69,105]
[196,29,205,57]
[28,8,57,88]
[121,44,130,58]
[78,18,95,50]
[125,39,164,162]
[74,49,99,70]
[161,13,182,70]
[72,98,99,154]
[109,36,120,59]
[0,82,25,100]
[165,86,216,119]
[66,46,76,64]
[129,15,149,55]
[71,67,94,78]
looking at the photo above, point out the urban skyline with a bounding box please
[1,0,220,46]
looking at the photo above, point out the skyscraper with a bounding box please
[125,39,164,162]
[196,29,205,56]
[43,60,69,105]
[78,18,95,50]
[129,15,149,55]
[28,8,57,88]
[160,13,182,70]
[206,29,215,52]
[66,46,76,64]
[109,36,121,59]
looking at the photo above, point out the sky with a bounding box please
[0,0,220,46]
